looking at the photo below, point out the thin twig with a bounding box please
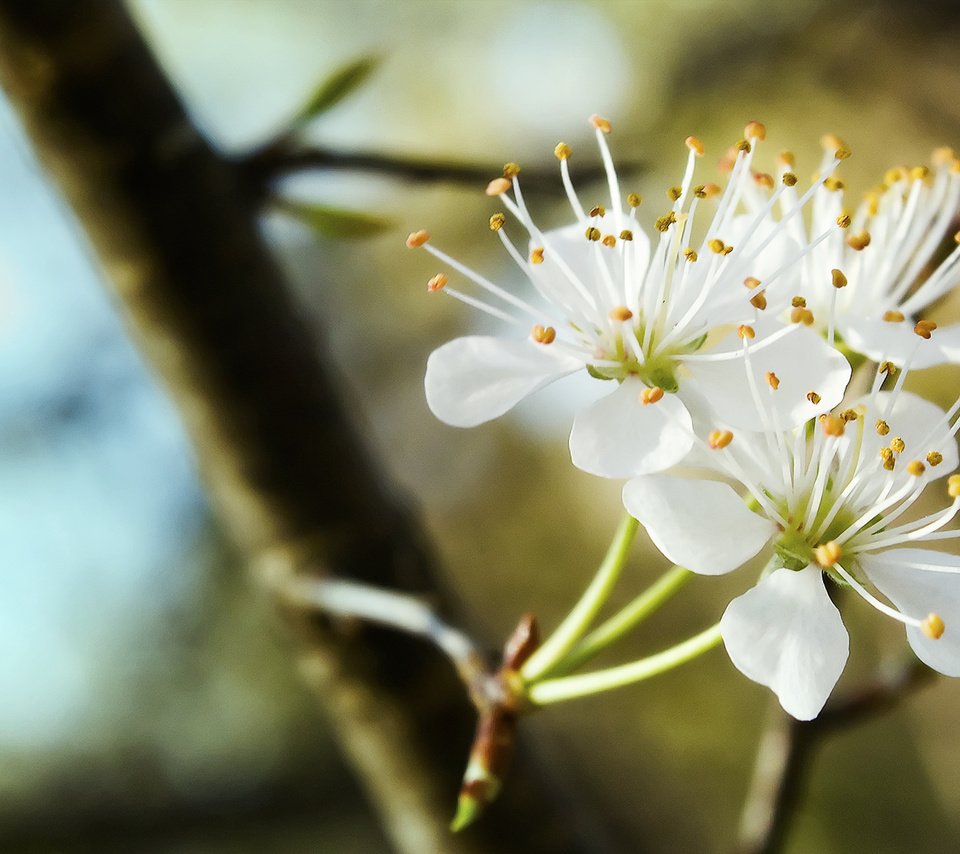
[270,568,499,709]
[241,142,644,194]
[737,659,933,854]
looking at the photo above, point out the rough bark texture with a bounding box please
[0,3,615,851]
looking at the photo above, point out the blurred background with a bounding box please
[3,0,960,851]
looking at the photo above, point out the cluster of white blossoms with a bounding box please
[410,117,960,720]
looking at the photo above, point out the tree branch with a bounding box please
[0,3,619,851]
[241,140,644,196]
[737,660,933,854]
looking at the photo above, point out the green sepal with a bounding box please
[647,367,679,394]
[586,364,618,381]
[771,541,810,572]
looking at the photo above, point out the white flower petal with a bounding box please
[569,377,693,478]
[425,335,582,427]
[721,567,849,720]
[621,474,774,574]
[683,324,851,430]
[838,316,959,369]
[862,549,960,676]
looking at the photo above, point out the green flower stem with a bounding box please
[546,565,693,676]
[526,623,723,706]
[520,513,639,682]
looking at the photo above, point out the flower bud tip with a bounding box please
[450,793,483,832]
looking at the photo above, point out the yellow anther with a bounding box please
[910,165,930,181]
[619,229,634,241]
[792,296,807,307]
[627,192,642,208]
[890,437,906,454]
[530,247,545,264]
[744,276,762,290]
[915,319,938,339]
[609,306,633,322]
[847,231,871,251]
[744,121,767,141]
[655,212,676,232]
[835,145,852,161]
[641,386,664,405]
[554,142,572,161]
[708,429,734,450]
[684,248,698,262]
[907,460,926,477]
[708,238,726,254]
[831,268,848,288]
[667,186,683,201]
[589,205,606,218]
[685,135,705,156]
[782,172,798,186]
[503,162,521,178]
[807,391,822,405]
[922,613,945,640]
[693,184,707,198]
[750,291,768,310]
[824,177,845,192]
[735,138,752,153]
[880,361,897,375]
[531,324,556,345]
[602,234,617,248]
[840,409,859,422]
[701,183,721,198]
[933,146,956,167]
[585,226,602,241]
[867,193,880,216]
[778,150,796,168]
[723,245,734,255]
[737,324,755,340]
[489,213,506,231]
[486,177,512,196]
[791,307,815,326]
[766,371,780,390]
[927,451,944,467]
[949,474,960,498]
[405,229,430,248]
[426,273,448,293]
[876,419,890,436]
[814,540,843,567]
[836,213,852,229]
[822,414,845,437]
[754,172,775,189]
[885,166,907,184]
[882,451,896,471]
[821,132,846,152]
[883,310,905,323]
[590,114,612,134]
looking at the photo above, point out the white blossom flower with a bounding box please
[412,119,850,478]
[623,340,960,719]
[741,139,960,367]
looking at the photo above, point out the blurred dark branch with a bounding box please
[0,2,617,852]
[242,139,644,195]
[737,660,933,854]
